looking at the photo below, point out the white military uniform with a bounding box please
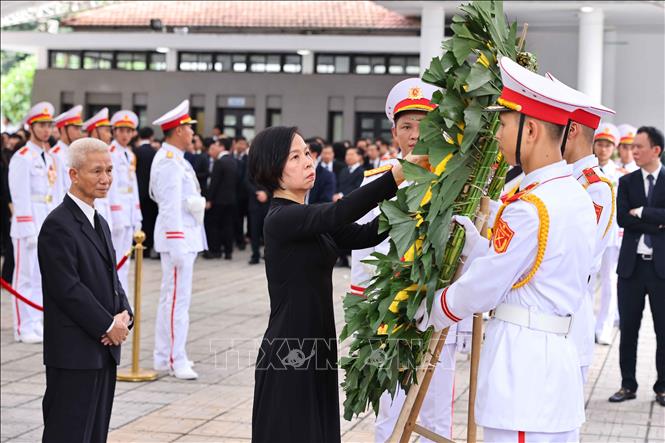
[108,111,142,292]
[570,155,616,377]
[49,105,83,204]
[419,58,600,441]
[8,102,58,342]
[615,124,639,175]
[593,124,623,344]
[350,78,460,443]
[151,100,207,376]
[546,73,618,376]
[82,108,114,228]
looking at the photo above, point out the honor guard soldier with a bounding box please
[151,100,207,379]
[50,105,84,203]
[82,108,114,229]
[8,102,58,343]
[616,124,639,174]
[417,57,597,441]
[546,72,618,373]
[351,78,464,442]
[593,122,624,344]
[109,111,142,291]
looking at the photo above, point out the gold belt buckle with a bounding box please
[45,195,52,203]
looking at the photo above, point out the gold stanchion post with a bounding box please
[117,230,158,382]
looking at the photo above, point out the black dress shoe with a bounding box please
[656,392,665,406]
[248,257,260,265]
[608,388,636,402]
[224,254,232,260]
[202,251,221,259]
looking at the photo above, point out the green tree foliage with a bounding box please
[1,54,36,125]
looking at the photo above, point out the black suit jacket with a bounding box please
[336,165,365,196]
[134,143,156,201]
[208,154,238,206]
[309,164,336,204]
[38,195,133,369]
[616,167,665,279]
[235,154,249,203]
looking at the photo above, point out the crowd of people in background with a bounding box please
[1,122,404,276]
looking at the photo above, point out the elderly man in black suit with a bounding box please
[38,137,133,442]
[609,126,665,407]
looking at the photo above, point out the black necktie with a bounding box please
[645,174,655,248]
[94,211,106,243]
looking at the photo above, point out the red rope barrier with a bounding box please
[0,278,44,311]
[2,246,133,311]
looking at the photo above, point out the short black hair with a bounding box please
[248,126,299,193]
[219,137,232,151]
[213,124,223,131]
[525,116,564,143]
[637,126,664,151]
[346,146,362,156]
[138,127,154,139]
[164,127,176,138]
[203,137,216,149]
[309,141,323,155]
[234,136,247,143]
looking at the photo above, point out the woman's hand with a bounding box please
[391,154,431,185]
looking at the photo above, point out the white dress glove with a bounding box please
[452,215,488,261]
[415,289,449,332]
[186,196,206,226]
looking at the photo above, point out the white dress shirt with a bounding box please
[67,192,95,227]
[635,162,663,255]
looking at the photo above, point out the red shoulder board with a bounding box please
[583,167,601,184]
[110,145,116,153]
[51,146,60,154]
[505,183,538,203]
[18,147,29,155]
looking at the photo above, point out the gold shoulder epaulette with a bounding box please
[166,151,174,159]
[364,164,393,177]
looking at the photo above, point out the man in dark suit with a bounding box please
[609,126,665,406]
[38,137,133,442]
[319,144,344,178]
[307,141,336,204]
[233,136,249,250]
[333,147,365,202]
[246,163,270,265]
[205,139,238,259]
[134,126,159,258]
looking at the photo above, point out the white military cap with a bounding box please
[153,99,197,131]
[54,105,83,128]
[385,78,438,125]
[488,57,575,125]
[82,108,112,133]
[111,110,139,129]
[25,101,55,125]
[617,124,637,145]
[594,122,621,146]
[545,73,614,130]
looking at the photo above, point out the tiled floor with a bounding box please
[2,249,663,442]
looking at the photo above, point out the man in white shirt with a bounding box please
[610,126,665,407]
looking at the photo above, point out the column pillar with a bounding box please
[419,2,445,75]
[165,49,178,72]
[577,8,604,102]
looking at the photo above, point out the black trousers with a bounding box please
[42,362,116,443]
[234,199,249,245]
[617,256,665,393]
[248,204,269,260]
[208,204,235,256]
[139,196,158,251]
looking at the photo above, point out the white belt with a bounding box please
[491,303,572,336]
[118,186,133,194]
[31,194,53,203]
